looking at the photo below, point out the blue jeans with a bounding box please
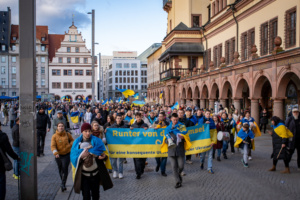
[155,157,167,173]
[222,140,228,155]
[0,172,6,200]
[200,148,213,170]
[12,146,20,176]
[111,158,124,173]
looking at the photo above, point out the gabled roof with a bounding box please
[48,34,64,62]
[163,22,200,40]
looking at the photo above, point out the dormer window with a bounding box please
[12,36,16,41]
[41,37,45,41]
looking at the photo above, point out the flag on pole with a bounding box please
[116,87,135,98]
[159,91,163,99]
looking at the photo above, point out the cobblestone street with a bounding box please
[4,118,300,200]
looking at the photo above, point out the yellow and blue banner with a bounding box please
[48,107,53,115]
[106,124,212,158]
[131,100,145,107]
[159,91,163,99]
[133,93,139,99]
[171,102,179,110]
[116,87,135,98]
[70,111,79,124]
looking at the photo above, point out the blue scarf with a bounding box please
[165,122,188,136]
[70,135,106,168]
[198,117,216,129]
[237,129,255,140]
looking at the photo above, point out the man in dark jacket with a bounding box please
[52,111,67,132]
[285,108,300,170]
[0,123,19,200]
[11,118,20,179]
[130,113,148,179]
[110,113,129,179]
[36,106,51,157]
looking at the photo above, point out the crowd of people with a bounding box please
[0,100,299,200]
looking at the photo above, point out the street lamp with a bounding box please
[88,10,95,105]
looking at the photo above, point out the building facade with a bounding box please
[49,23,98,101]
[148,0,300,123]
[99,55,112,99]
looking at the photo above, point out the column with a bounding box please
[200,99,205,109]
[233,99,241,114]
[219,99,226,108]
[209,99,215,111]
[251,99,260,124]
[273,99,284,120]
[170,85,175,105]
[193,99,198,107]
[165,88,170,106]
[181,98,185,105]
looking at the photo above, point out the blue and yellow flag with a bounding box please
[159,91,163,99]
[171,102,179,110]
[48,107,53,115]
[109,97,113,103]
[116,87,135,98]
[70,111,79,124]
[102,99,108,105]
[131,100,145,107]
[234,129,255,150]
[133,93,139,99]
[272,122,293,138]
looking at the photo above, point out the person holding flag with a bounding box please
[161,113,191,188]
[70,106,81,135]
[159,91,163,99]
[48,106,53,120]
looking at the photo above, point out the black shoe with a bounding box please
[175,182,182,189]
[161,173,167,177]
[136,175,141,179]
[213,154,215,159]
[217,157,221,161]
[155,165,159,172]
[179,175,182,183]
[200,163,204,170]
[224,154,228,159]
[62,184,67,191]
[61,185,64,192]
[41,153,45,156]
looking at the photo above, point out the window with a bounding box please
[12,66,16,74]
[12,78,16,86]
[260,23,268,56]
[41,45,45,52]
[11,45,16,51]
[52,69,61,75]
[269,18,278,53]
[131,70,134,76]
[213,46,218,67]
[135,77,138,83]
[119,77,122,83]
[41,79,45,86]
[115,71,118,76]
[67,57,71,63]
[131,63,137,68]
[41,67,45,74]
[86,82,92,89]
[75,82,84,89]
[135,70,138,76]
[52,82,61,89]
[11,56,16,63]
[241,32,248,60]
[131,85,134,90]
[64,70,72,76]
[135,85,138,90]
[127,85,130,89]
[36,46,38,52]
[41,57,45,63]
[285,8,296,48]
[124,63,129,68]
[119,70,122,76]
[12,36,16,41]
[231,38,235,62]
[115,77,118,83]
[75,47,79,53]
[116,63,122,68]
[1,92,5,96]
[1,56,5,63]
[63,82,72,88]
[170,19,172,31]
[75,70,83,76]
[192,15,201,27]
[131,77,134,83]
[1,66,5,74]
[67,47,71,53]
[1,78,5,85]
[127,70,130,76]
[12,92,16,96]
[123,71,126,76]
[59,57,63,63]
[225,40,230,65]
[86,70,92,76]
[124,77,126,83]
[84,58,88,64]
[41,37,45,41]
[75,58,79,63]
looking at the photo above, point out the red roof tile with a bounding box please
[48,34,65,62]
[10,25,49,45]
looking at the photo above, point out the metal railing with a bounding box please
[160,68,200,82]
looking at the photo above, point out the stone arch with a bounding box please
[182,88,186,99]
[277,72,300,98]
[187,87,193,100]
[235,78,250,110]
[65,95,72,101]
[220,81,233,108]
[194,86,200,99]
[253,75,273,99]
[209,83,219,100]
[55,95,60,101]
[75,95,83,100]
[201,84,209,99]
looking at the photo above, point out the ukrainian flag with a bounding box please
[133,93,139,99]
[70,111,80,124]
[116,87,135,98]
[144,97,147,102]
[171,102,179,110]
[272,122,293,138]
[234,129,255,150]
[48,107,53,115]
[83,97,89,103]
[109,98,113,103]
[102,99,108,105]
[132,100,145,107]
[159,91,163,99]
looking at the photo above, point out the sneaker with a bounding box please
[241,159,249,168]
[248,156,252,161]
[208,169,214,174]
[119,173,123,179]
[180,171,186,176]
[200,163,204,170]
[155,165,159,172]
[136,175,141,179]
[161,173,167,177]
[186,160,193,164]
[223,154,228,159]
[113,171,118,179]
[217,157,221,161]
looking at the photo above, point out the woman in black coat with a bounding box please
[260,108,268,133]
[268,116,291,173]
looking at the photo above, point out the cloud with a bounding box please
[0,0,90,34]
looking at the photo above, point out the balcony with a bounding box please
[160,68,200,82]
[163,0,172,12]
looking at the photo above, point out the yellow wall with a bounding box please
[147,47,162,85]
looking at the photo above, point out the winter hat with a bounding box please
[81,123,92,133]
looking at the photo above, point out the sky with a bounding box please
[0,0,167,56]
